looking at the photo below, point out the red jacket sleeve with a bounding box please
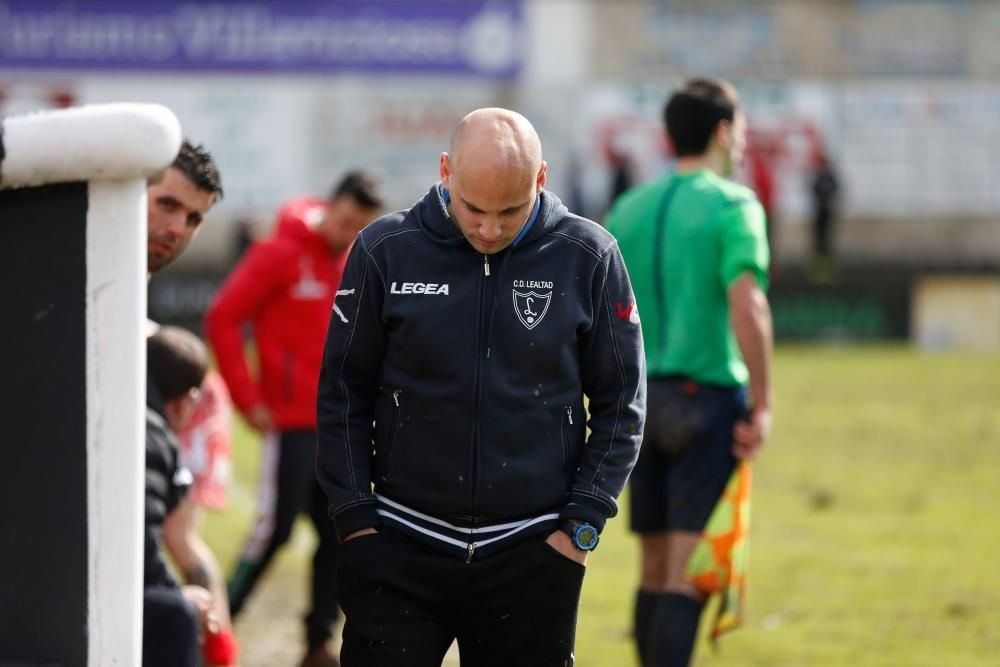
[204,241,293,415]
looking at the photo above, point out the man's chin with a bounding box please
[147,254,174,273]
[473,240,508,255]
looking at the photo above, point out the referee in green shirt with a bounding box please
[606,78,774,667]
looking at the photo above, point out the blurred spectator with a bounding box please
[205,171,383,667]
[744,132,778,270]
[608,150,634,211]
[145,327,238,667]
[232,216,257,263]
[809,151,841,283]
[176,370,233,512]
[601,122,637,215]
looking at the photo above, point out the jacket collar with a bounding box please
[414,183,567,250]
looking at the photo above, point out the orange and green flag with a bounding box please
[685,461,753,643]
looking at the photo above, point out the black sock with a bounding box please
[634,590,659,666]
[647,592,704,667]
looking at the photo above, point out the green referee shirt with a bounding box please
[606,168,769,386]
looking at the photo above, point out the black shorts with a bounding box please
[629,377,747,533]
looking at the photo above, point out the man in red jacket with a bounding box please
[205,172,383,667]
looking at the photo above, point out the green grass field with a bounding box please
[206,345,1000,666]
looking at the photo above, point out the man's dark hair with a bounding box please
[663,78,740,158]
[330,171,383,210]
[150,139,224,200]
[147,326,208,401]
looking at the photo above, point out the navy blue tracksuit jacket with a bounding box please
[317,184,646,560]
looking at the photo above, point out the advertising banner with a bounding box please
[0,0,524,78]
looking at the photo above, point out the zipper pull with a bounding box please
[393,389,400,407]
[567,406,574,425]
[483,255,490,276]
[466,542,476,563]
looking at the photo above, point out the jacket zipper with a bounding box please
[468,253,492,556]
[384,389,401,478]
[561,406,574,463]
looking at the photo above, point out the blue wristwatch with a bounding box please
[561,520,600,552]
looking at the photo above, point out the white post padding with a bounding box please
[1,103,181,189]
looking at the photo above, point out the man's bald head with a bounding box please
[448,108,543,177]
[439,108,548,255]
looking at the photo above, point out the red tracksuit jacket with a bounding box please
[205,196,348,430]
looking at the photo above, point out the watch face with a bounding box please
[574,524,599,551]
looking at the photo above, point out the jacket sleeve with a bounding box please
[564,242,646,532]
[316,238,386,541]
[204,242,292,415]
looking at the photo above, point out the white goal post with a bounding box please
[0,103,181,667]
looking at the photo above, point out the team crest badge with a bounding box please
[513,290,552,330]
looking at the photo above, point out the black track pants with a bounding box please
[227,429,340,649]
[337,528,585,667]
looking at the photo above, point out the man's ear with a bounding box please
[439,152,452,186]
[714,119,733,151]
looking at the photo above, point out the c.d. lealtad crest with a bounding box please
[512,289,551,330]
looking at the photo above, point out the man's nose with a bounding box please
[479,220,503,242]
[165,212,187,237]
